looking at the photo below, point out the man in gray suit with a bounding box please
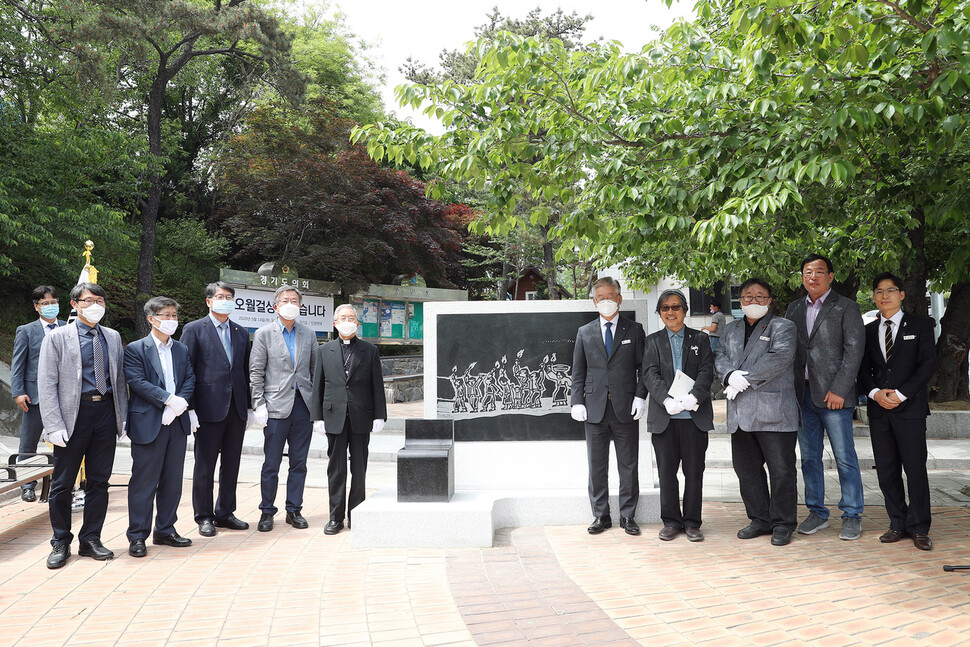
[38,283,128,568]
[11,285,66,501]
[642,289,714,542]
[571,277,646,535]
[715,278,800,546]
[250,285,316,532]
[785,254,866,540]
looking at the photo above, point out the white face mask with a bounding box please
[153,318,179,336]
[211,299,234,315]
[80,303,105,324]
[335,321,358,337]
[595,299,619,318]
[277,303,300,320]
[741,303,770,320]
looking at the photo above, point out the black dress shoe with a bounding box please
[129,539,147,558]
[880,528,908,543]
[152,533,192,548]
[324,520,344,535]
[619,517,641,536]
[78,539,114,561]
[913,534,933,551]
[198,520,216,537]
[685,527,705,542]
[257,513,274,532]
[21,488,37,502]
[737,524,772,540]
[587,517,612,534]
[771,527,793,546]
[47,543,70,569]
[286,511,309,529]
[214,515,249,530]
[658,525,682,541]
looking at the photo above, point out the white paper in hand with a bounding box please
[668,370,696,400]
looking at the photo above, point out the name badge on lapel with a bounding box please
[621,339,631,345]
[903,334,916,340]
[759,335,771,342]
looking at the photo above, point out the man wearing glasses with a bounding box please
[858,273,937,550]
[180,282,253,537]
[785,254,866,540]
[37,283,129,568]
[11,286,66,502]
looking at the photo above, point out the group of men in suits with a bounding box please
[17,281,386,569]
[570,256,938,551]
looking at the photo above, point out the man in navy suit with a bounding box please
[11,285,66,502]
[859,272,937,551]
[123,296,196,558]
[180,282,253,537]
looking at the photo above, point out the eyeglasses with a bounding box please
[740,295,770,304]
[335,316,358,323]
[801,270,831,278]
[210,295,233,301]
[76,298,106,306]
[152,313,178,320]
[659,305,684,312]
[38,300,59,306]
[873,288,901,297]
[277,299,300,305]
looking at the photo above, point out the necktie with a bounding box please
[604,321,613,356]
[91,329,108,394]
[884,320,894,362]
[220,323,232,364]
[47,324,56,331]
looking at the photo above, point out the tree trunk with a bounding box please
[540,224,558,299]
[900,205,928,317]
[929,280,970,402]
[135,80,167,337]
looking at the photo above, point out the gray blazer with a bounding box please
[714,313,799,433]
[642,326,715,433]
[249,320,316,418]
[37,322,128,439]
[11,318,66,402]
[785,290,865,408]
[570,315,646,424]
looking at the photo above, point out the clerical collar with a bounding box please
[341,336,356,345]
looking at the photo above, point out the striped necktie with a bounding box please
[91,329,108,394]
[884,320,894,362]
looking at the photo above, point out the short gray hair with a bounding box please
[273,285,303,304]
[334,304,359,320]
[144,296,179,317]
[590,277,621,295]
[655,289,687,313]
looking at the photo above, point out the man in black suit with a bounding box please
[571,277,646,535]
[642,290,714,542]
[858,272,937,551]
[11,285,66,502]
[181,282,253,537]
[311,304,387,535]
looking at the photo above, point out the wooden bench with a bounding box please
[1,453,55,502]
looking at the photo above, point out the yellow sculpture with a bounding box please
[81,240,98,284]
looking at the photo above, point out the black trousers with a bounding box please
[652,418,709,529]
[128,423,187,541]
[193,400,246,523]
[49,400,117,545]
[585,405,639,519]
[869,415,931,535]
[326,416,370,522]
[732,429,797,531]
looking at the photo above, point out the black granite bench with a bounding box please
[397,419,454,502]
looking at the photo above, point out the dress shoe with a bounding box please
[771,527,793,546]
[620,517,641,536]
[129,539,147,558]
[587,517,612,534]
[21,488,37,502]
[324,520,344,535]
[286,511,309,529]
[658,525,682,541]
[879,528,908,543]
[215,515,249,530]
[47,543,70,569]
[737,524,771,540]
[257,513,274,532]
[198,520,216,537]
[685,527,705,542]
[913,534,933,551]
[78,539,114,561]
[153,533,192,548]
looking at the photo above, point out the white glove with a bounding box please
[162,405,177,426]
[246,409,256,429]
[727,371,750,391]
[188,410,199,433]
[372,419,385,433]
[46,429,69,447]
[663,397,685,416]
[631,396,645,420]
[677,393,699,412]
[120,422,127,440]
[165,394,189,416]
[570,404,588,422]
[312,420,327,434]
[724,385,739,400]
[253,405,268,428]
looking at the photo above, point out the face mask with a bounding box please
[595,299,619,318]
[211,299,234,315]
[335,321,358,337]
[80,303,105,324]
[277,303,300,320]
[40,304,59,319]
[741,303,769,320]
[153,319,179,336]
